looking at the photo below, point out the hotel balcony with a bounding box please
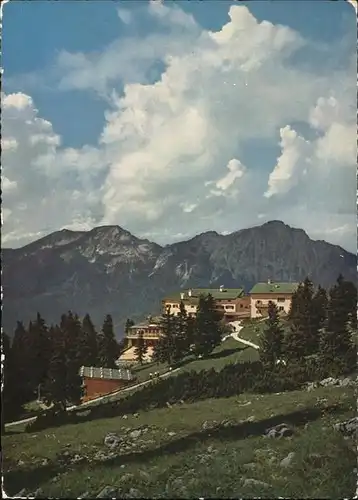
[126,332,161,339]
[256,302,269,308]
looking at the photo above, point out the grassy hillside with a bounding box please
[131,336,260,383]
[238,317,293,344]
[3,384,356,498]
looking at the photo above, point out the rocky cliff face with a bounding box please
[3,221,356,336]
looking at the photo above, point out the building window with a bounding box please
[277,298,285,302]
[278,306,284,311]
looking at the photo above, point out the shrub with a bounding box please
[27,353,355,431]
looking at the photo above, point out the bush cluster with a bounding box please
[24,354,344,432]
[71,358,326,424]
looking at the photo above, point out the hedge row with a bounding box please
[26,357,333,432]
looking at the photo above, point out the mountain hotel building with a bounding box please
[162,287,251,322]
[118,282,298,363]
[249,280,299,318]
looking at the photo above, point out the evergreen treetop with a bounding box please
[81,313,99,367]
[318,276,356,375]
[134,331,148,365]
[98,314,118,368]
[259,301,283,367]
[192,294,223,357]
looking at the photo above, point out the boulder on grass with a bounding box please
[333,417,357,438]
[264,423,293,438]
[104,433,121,449]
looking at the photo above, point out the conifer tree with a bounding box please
[11,321,34,402]
[56,311,85,404]
[134,331,148,365]
[98,314,118,368]
[43,324,83,411]
[48,325,56,345]
[336,275,357,330]
[284,278,319,359]
[192,294,223,357]
[43,325,67,411]
[31,312,52,395]
[153,306,176,365]
[259,301,283,367]
[288,282,303,320]
[310,285,328,349]
[152,336,167,364]
[125,318,135,334]
[172,301,191,363]
[61,311,83,369]
[80,313,98,366]
[312,285,328,329]
[319,276,356,375]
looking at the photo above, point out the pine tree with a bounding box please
[43,326,67,411]
[125,318,135,334]
[259,301,283,367]
[152,336,167,364]
[98,314,118,368]
[61,311,83,370]
[153,306,176,365]
[310,285,328,348]
[319,276,356,375]
[43,324,83,411]
[80,313,98,366]
[312,285,328,328]
[134,331,148,365]
[336,275,357,330]
[31,312,52,398]
[172,301,191,363]
[288,282,303,320]
[284,278,319,359]
[11,321,34,402]
[58,311,85,405]
[193,294,224,357]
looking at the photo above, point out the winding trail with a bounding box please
[228,321,260,350]
[231,331,260,350]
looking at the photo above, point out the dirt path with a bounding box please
[227,321,260,350]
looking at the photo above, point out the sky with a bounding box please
[2,0,357,252]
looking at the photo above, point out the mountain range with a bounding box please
[2,220,356,337]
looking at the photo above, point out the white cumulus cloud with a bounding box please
[1,92,105,247]
[264,126,312,198]
[2,4,356,252]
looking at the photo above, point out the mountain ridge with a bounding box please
[2,220,356,336]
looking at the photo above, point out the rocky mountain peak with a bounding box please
[2,221,356,335]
